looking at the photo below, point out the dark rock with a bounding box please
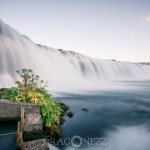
[0,88,7,92]
[111,59,116,61]
[60,109,65,117]
[59,103,69,112]
[0,88,6,98]
[23,131,43,142]
[82,108,88,111]
[59,117,65,125]
[67,112,74,118]
[44,124,62,138]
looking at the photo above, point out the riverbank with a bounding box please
[0,99,71,149]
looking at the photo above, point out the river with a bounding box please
[52,80,150,150]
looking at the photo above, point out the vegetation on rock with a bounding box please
[2,69,62,127]
[2,87,17,100]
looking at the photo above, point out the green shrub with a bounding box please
[2,87,18,100]
[40,94,61,126]
[3,69,62,127]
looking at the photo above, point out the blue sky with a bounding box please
[0,0,150,62]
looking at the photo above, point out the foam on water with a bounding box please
[106,125,150,150]
[48,144,60,150]
[62,125,150,150]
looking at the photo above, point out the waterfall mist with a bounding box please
[0,19,150,92]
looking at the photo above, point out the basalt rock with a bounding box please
[44,124,62,139]
[22,138,49,150]
[59,103,69,112]
[82,108,88,111]
[67,112,74,118]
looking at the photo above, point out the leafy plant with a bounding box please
[14,69,62,127]
[2,87,18,100]
[15,69,45,103]
[40,94,61,126]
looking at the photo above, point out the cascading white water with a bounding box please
[0,19,150,91]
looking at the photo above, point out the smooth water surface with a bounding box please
[52,81,150,150]
[0,121,17,150]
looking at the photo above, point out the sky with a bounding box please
[0,0,150,62]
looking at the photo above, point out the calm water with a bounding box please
[51,80,150,150]
[0,121,17,150]
[0,81,150,150]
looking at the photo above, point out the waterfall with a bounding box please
[0,19,150,91]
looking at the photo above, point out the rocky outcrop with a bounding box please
[0,99,41,121]
[22,109,43,142]
[0,99,48,149]
[82,108,88,111]
[0,99,69,149]
[67,112,74,117]
[22,138,49,150]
